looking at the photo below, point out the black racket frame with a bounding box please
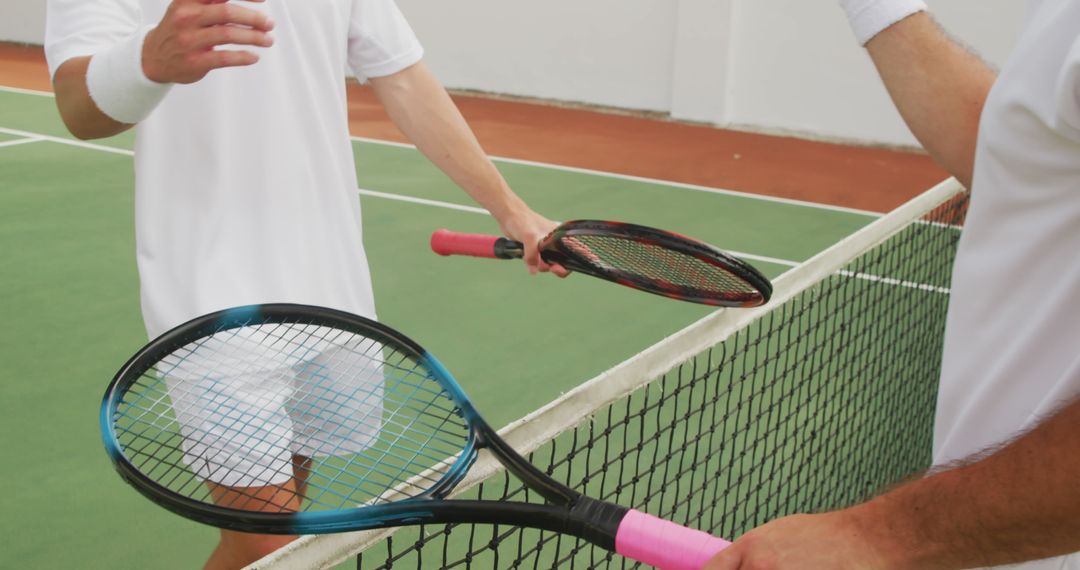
[497,220,773,307]
[101,304,627,547]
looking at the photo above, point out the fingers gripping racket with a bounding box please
[101,304,730,569]
[431,220,772,307]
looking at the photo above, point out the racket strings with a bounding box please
[112,319,472,515]
[560,235,760,299]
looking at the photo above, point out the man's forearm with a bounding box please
[854,397,1080,569]
[50,0,273,141]
[864,12,996,188]
[369,63,527,220]
[53,56,132,140]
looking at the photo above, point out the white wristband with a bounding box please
[839,0,928,46]
[86,26,172,124]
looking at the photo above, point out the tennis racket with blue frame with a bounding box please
[101,304,729,569]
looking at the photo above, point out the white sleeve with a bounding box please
[347,0,425,81]
[45,0,141,78]
[838,0,927,46]
[1054,36,1080,139]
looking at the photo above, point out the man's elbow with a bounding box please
[58,114,99,140]
[52,57,132,140]
[54,101,126,140]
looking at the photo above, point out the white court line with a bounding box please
[838,269,950,295]
[358,188,489,215]
[0,125,493,217]
[9,121,955,283]
[0,125,497,221]
[0,136,44,148]
[0,123,810,268]
[916,218,964,232]
[737,252,798,267]
[725,256,955,292]
[0,126,134,156]
[351,134,881,218]
[0,84,880,218]
[359,187,802,267]
[483,157,886,217]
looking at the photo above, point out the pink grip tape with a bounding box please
[431,229,501,258]
[615,509,730,570]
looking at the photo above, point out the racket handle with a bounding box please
[431,229,524,259]
[615,509,730,570]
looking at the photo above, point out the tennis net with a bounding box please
[250,179,968,570]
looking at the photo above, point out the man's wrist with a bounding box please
[481,182,529,223]
[840,498,921,570]
[86,26,172,124]
[839,0,928,46]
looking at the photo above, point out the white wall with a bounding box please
[0,0,46,45]
[397,0,680,112]
[0,0,1025,147]
[398,0,1024,147]
[725,0,1026,146]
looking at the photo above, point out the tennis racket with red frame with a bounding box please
[431,220,772,307]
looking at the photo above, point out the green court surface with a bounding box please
[0,86,877,569]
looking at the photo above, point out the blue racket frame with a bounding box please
[100,304,619,541]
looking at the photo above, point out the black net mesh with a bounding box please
[349,192,968,570]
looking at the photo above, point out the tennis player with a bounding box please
[706,1,1080,569]
[44,0,564,567]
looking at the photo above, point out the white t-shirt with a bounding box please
[935,0,1080,567]
[45,0,423,337]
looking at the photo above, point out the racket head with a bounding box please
[538,220,773,307]
[100,304,485,534]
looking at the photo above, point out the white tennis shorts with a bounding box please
[163,332,384,488]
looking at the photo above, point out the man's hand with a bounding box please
[498,210,569,277]
[703,512,895,570]
[52,0,273,138]
[143,0,275,84]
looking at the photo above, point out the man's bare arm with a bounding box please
[52,0,274,140]
[369,62,566,275]
[859,396,1080,568]
[864,12,996,188]
[704,397,1080,569]
[53,56,128,140]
